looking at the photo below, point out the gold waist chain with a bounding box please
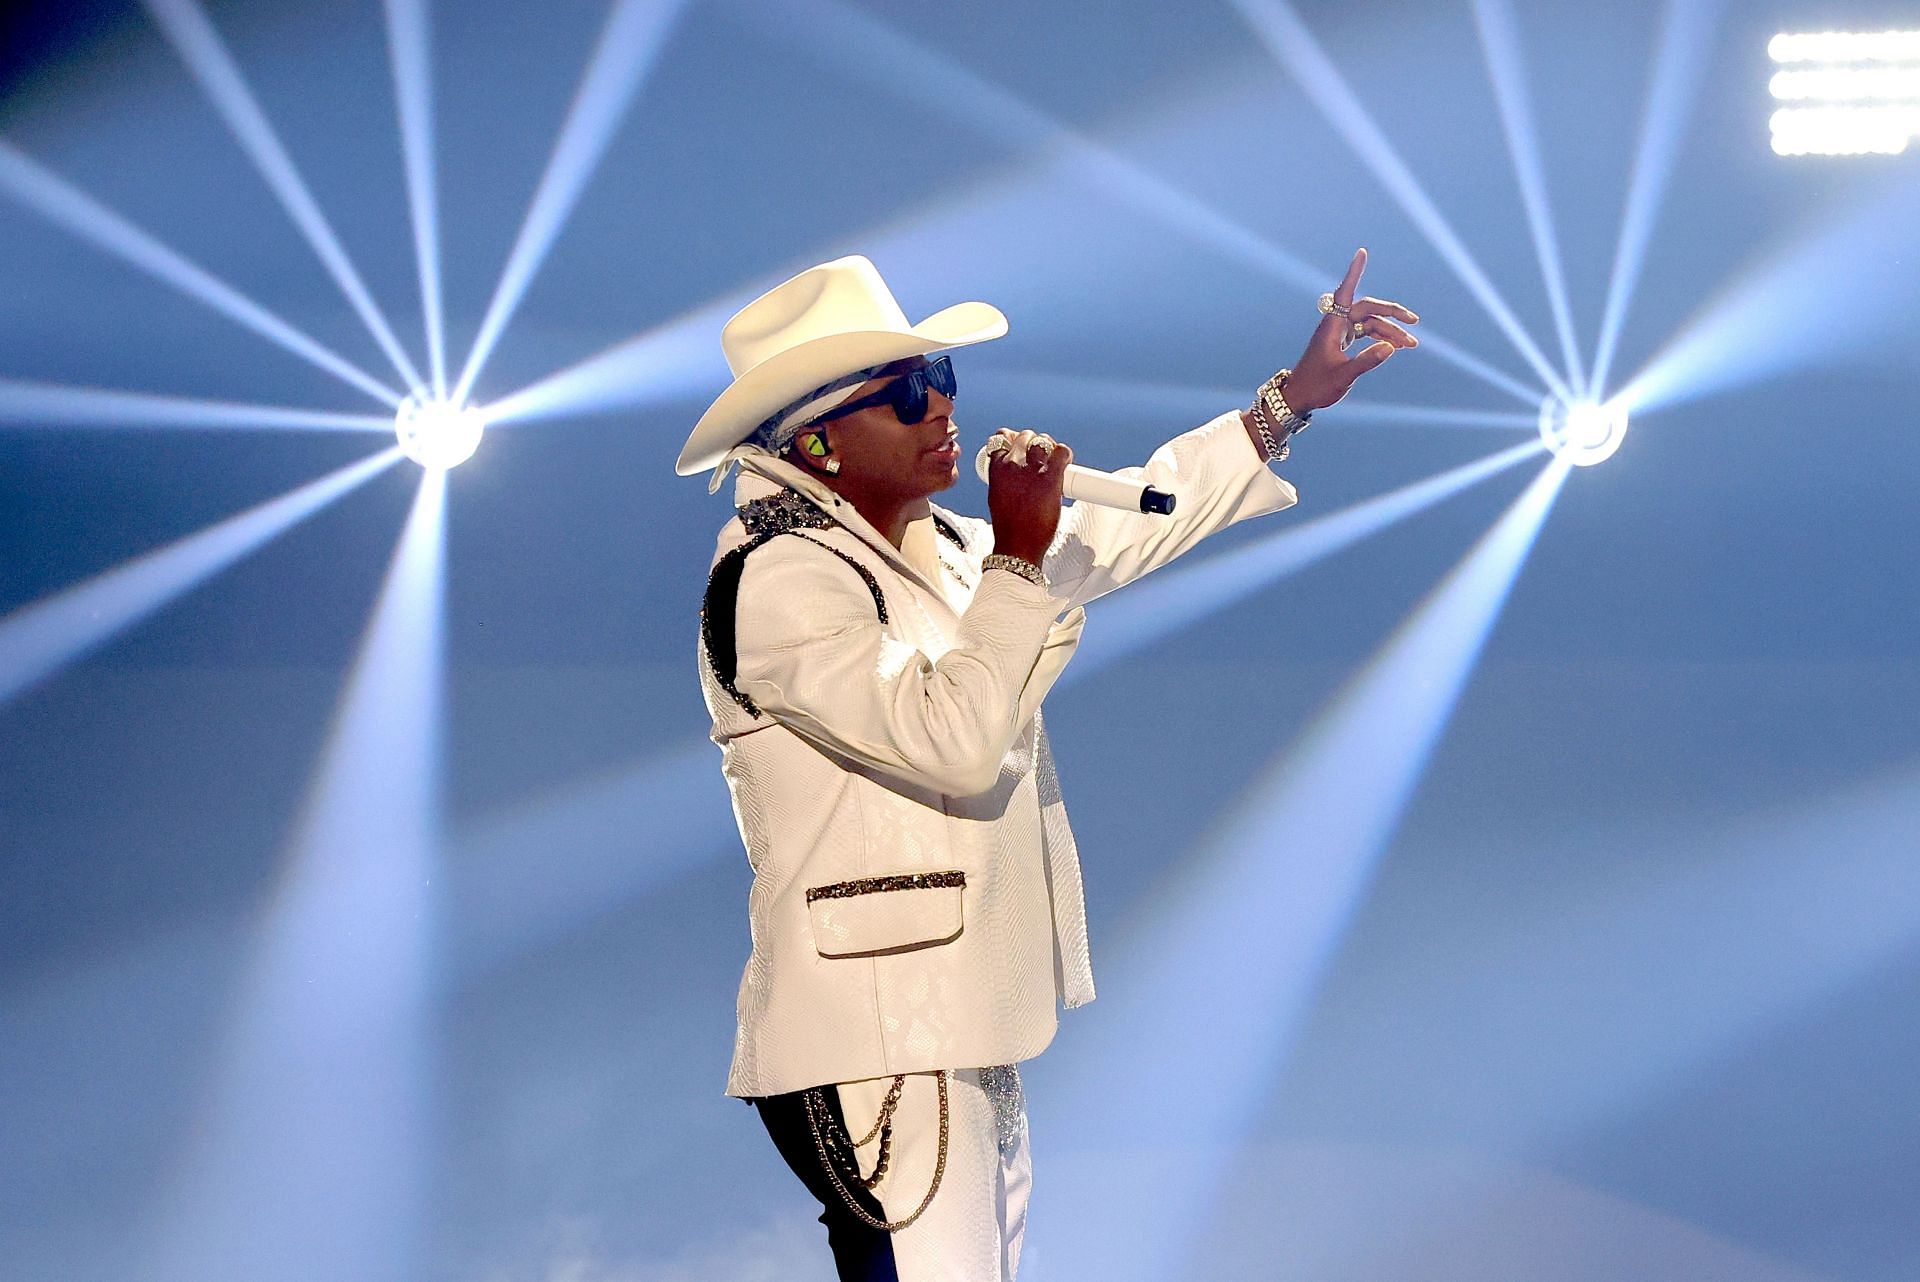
[803,1070,949,1233]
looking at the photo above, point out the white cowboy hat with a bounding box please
[675,254,1007,476]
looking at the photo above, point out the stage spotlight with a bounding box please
[1768,30,1920,155]
[1537,396,1627,466]
[394,394,484,469]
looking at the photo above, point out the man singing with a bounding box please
[679,250,1417,1280]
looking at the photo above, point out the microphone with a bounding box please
[974,441,1176,515]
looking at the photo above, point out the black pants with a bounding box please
[753,1085,900,1282]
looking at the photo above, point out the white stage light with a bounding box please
[1537,397,1627,466]
[394,394,485,469]
[1770,105,1920,154]
[1768,31,1920,155]
[1770,30,1920,64]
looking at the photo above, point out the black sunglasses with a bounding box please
[814,356,957,427]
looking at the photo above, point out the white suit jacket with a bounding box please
[697,411,1296,1098]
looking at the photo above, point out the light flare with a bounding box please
[1771,67,1920,101]
[1770,105,1920,155]
[764,0,1326,292]
[478,295,735,427]
[1770,29,1920,63]
[0,448,400,705]
[1418,331,1547,406]
[1472,0,1587,395]
[1330,400,1540,430]
[449,744,734,981]
[1054,456,1571,1277]
[1590,0,1725,398]
[1066,440,1546,684]
[0,141,402,407]
[1228,0,1575,404]
[0,378,390,431]
[755,0,1541,408]
[980,371,1538,430]
[1613,174,1920,415]
[383,0,448,397]
[1519,769,1920,1150]
[144,469,446,1282]
[453,0,691,404]
[393,395,485,470]
[1537,396,1628,466]
[143,0,426,392]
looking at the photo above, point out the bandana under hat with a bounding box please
[744,362,892,456]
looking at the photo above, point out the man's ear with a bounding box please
[793,429,833,470]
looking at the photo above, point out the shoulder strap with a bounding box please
[702,501,889,717]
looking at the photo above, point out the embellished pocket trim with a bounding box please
[805,870,966,903]
[805,870,967,958]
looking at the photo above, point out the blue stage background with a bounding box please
[3,1,1917,1279]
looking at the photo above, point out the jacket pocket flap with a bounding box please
[806,870,965,958]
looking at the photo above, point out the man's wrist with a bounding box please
[1240,409,1267,457]
[1257,369,1313,431]
[1243,400,1292,463]
[988,531,1048,565]
[982,551,1047,587]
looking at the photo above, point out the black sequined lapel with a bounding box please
[701,490,889,717]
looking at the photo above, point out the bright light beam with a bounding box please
[0,378,391,432]
[1419,330,1548,406]
[975,370,1256,424]
[1228,0,1575,405]
[143,0,426,393]
[1374,766,1920,1175]
[758,0,1542,409]
[1332,400,1540,430]
[1589,0,1725,398]
[1065,440,1546,685]
[1473,0,1587,395]
[775,0,1325,290]
[393,394,485,469]
[452,0,691,405]
[1053,456,1571,1281]
[486,19,1536,428]
[383,0,447,398]
[145,470,446,1282]
[448,743,735,982]
[982,370,1539,430]
[477,293,736,426]
[0,141,402,407]
[1614,172,1920,416]
[0,447,400,705]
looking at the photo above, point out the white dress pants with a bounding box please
[756,1065,1032,1281]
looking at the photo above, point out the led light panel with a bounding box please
[1770,30,1920,154]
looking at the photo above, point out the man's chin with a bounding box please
[917,458,961,495]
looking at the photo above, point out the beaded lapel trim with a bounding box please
[738,488,836,538]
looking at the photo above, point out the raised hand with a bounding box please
[1284,248,1420,413]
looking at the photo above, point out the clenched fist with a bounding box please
[984,428,1073,566]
